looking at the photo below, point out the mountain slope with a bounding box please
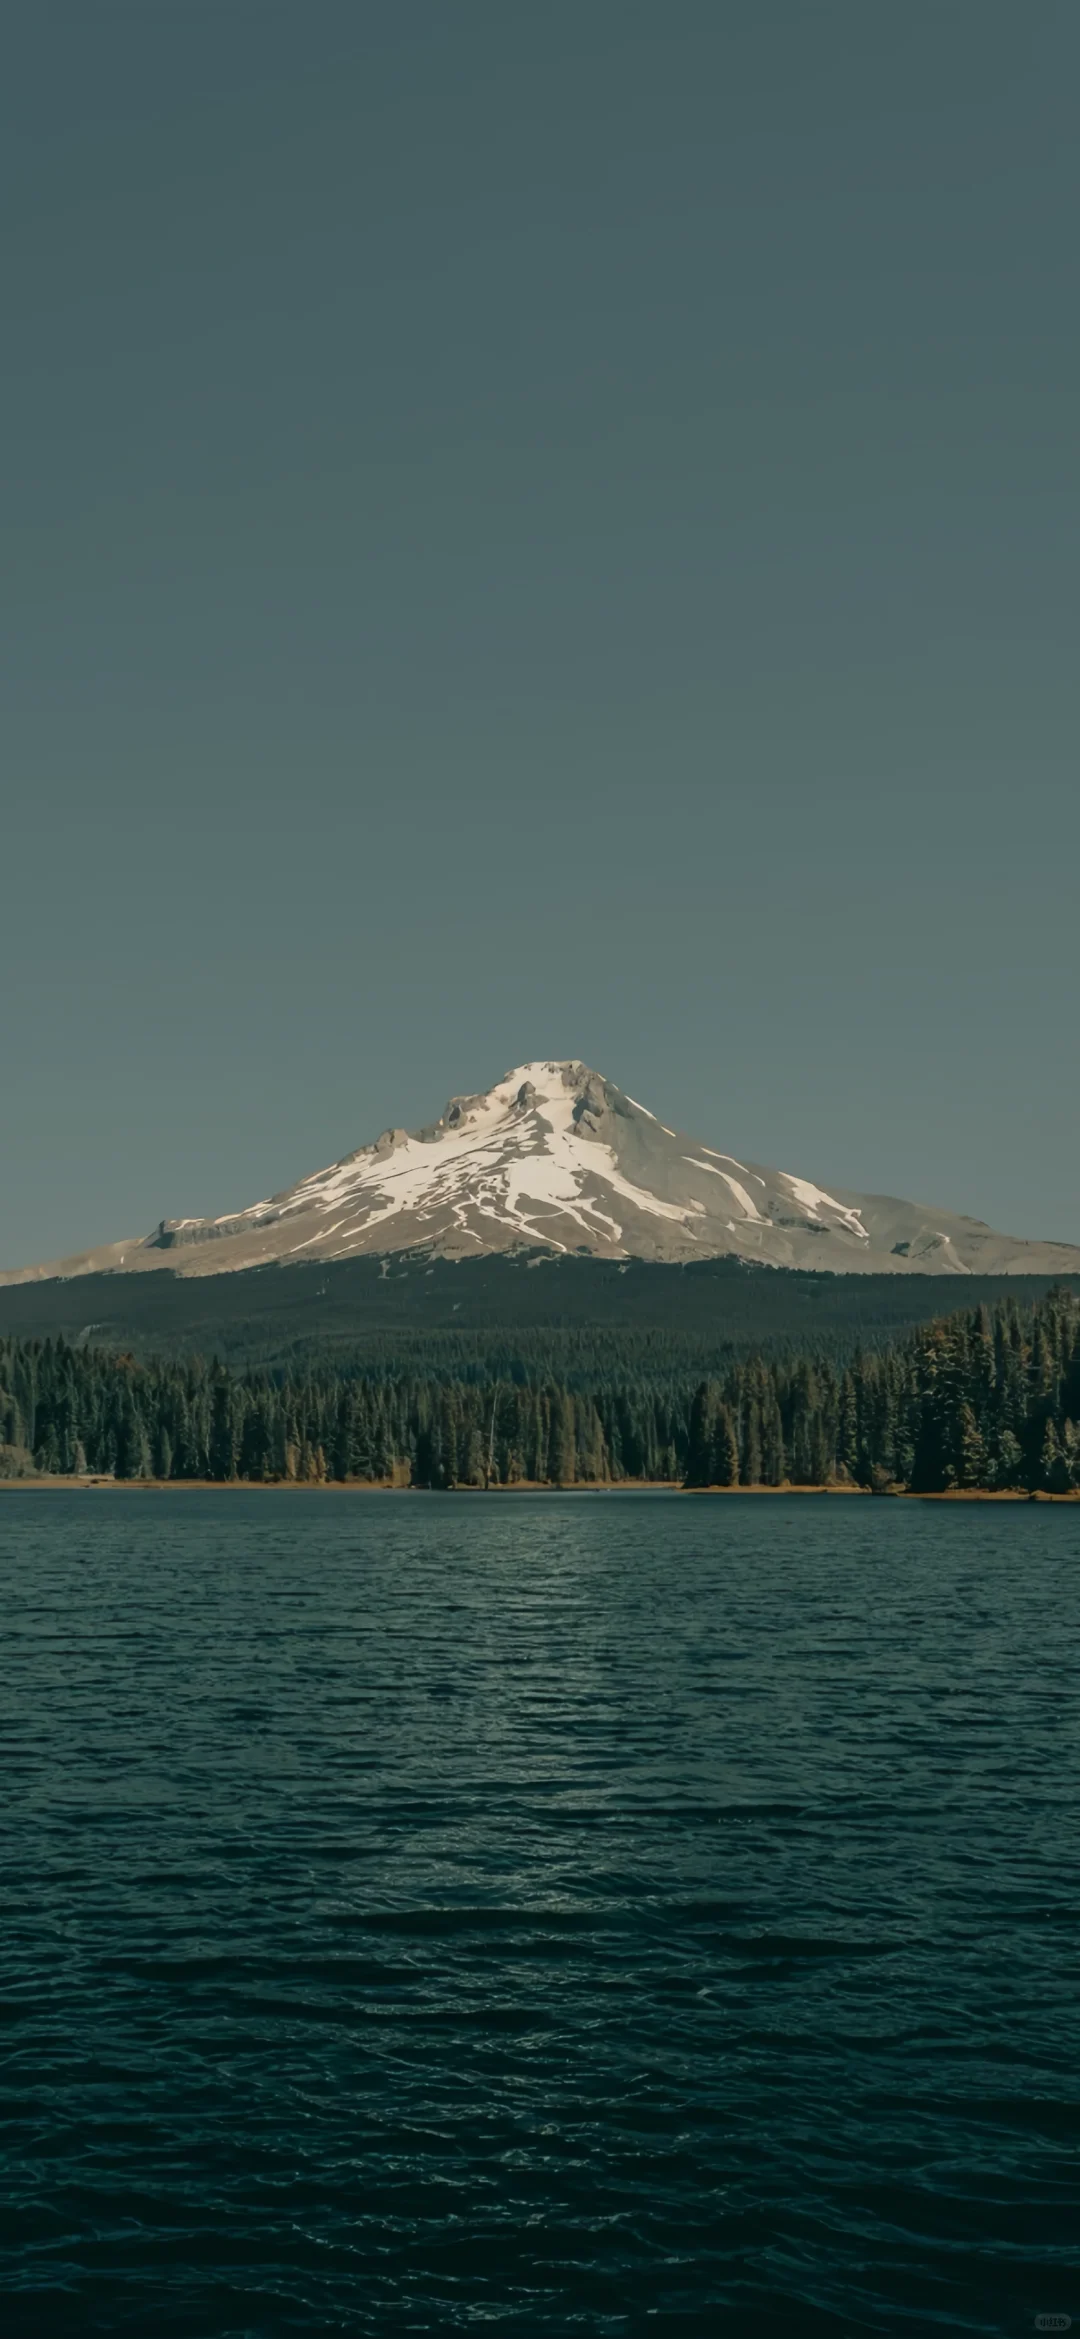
[4,1059,1077,1283]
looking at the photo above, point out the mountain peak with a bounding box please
[3,1060,1079,1287]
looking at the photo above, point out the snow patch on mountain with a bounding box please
[779,1173,871,1241]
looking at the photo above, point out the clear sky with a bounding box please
[3,1,1078,1267]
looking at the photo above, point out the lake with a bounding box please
[1,1491,1077,2334]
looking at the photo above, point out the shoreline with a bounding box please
[2,1477,1077,1502]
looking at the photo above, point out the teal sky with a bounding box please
[3,2,1078,1266]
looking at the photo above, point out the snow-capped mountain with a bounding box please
[4,1060,1078,1283]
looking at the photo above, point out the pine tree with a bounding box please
[548,1390,576,1484]
[686,1382,719,1486]
[956,1402,986,1490]
[993,1429,1024,1490]
[209,1370,238,1480]
[1063,1420,1080,1490]
[714,1406,739,1486]
[741,1401,762,1487]
[838,1371,859,1482]
[1040,1419,1070,1495]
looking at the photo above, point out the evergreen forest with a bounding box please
[3,1254,1078,1380]
[2,1288,1079,1494]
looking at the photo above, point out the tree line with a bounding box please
[1,1287,1078,1493]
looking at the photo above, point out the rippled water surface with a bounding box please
[1,1491,1078,2335]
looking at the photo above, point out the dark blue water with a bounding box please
[1,1492,1077,2335]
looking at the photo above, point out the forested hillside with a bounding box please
[2,1289,1078,1494]
[2,1253,1078,1381]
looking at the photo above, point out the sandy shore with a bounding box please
[2,1478,1077,1502]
